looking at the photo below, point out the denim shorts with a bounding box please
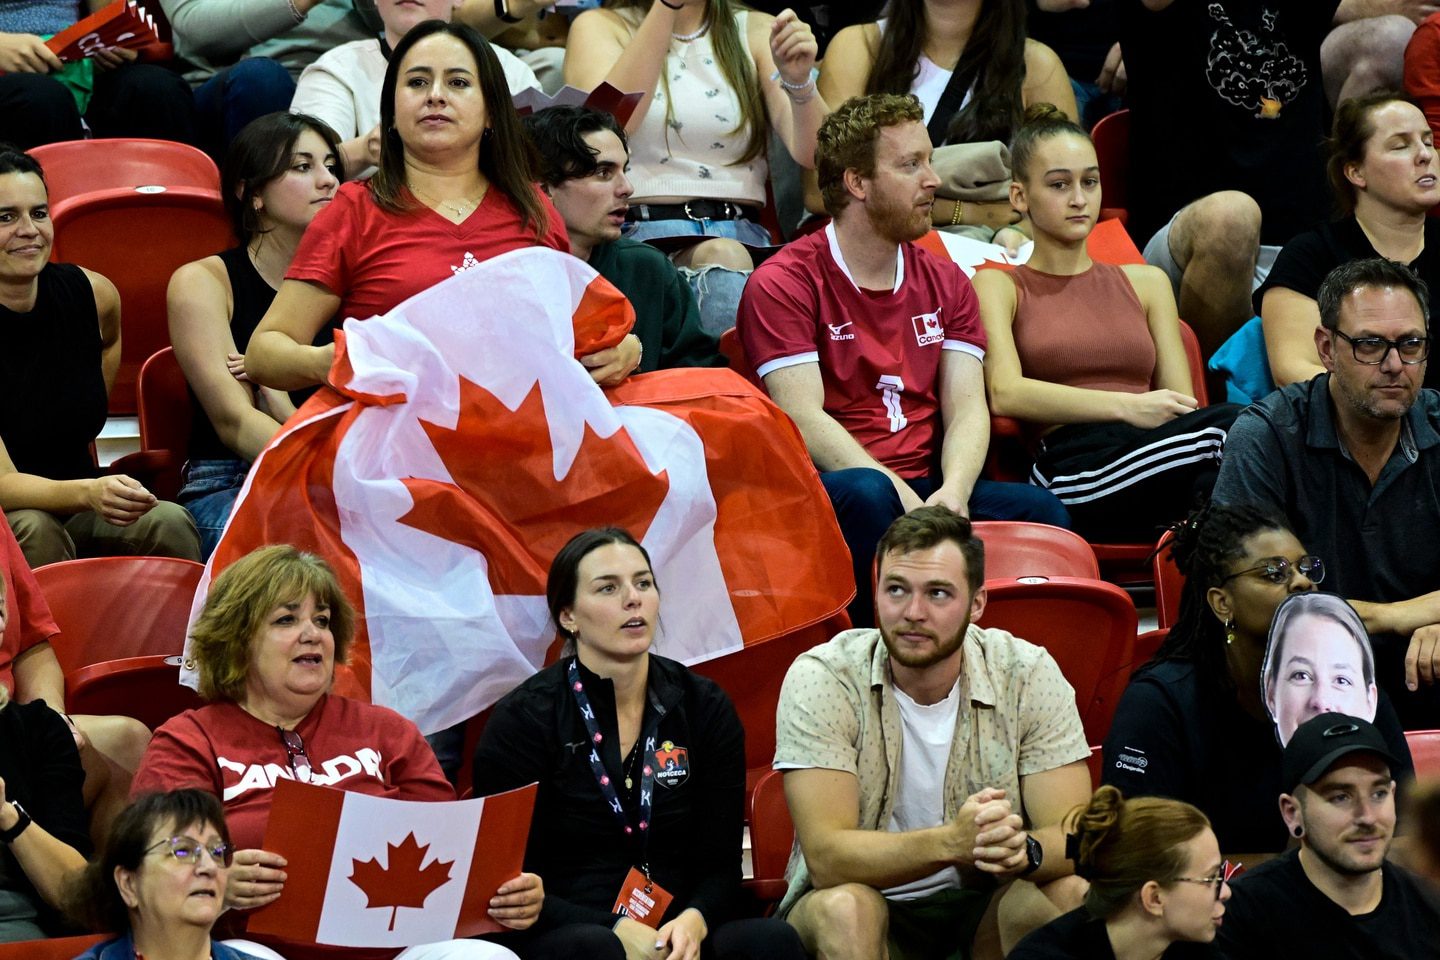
[622,215,774,249]
[177,458,250,559]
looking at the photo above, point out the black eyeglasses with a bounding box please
[1220,555,1325,586]
[1174,860,1239,901]
[277,726,312,782]
[146,835,233,867]
[1333,330,1429,365]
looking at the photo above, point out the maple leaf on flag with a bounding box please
[348,833,454,931]
[397,376,671,600]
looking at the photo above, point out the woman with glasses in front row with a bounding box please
[1009,786,1230,960]
[1101,502,1413,858]
[130,546,541,960]
[68,790,262,960]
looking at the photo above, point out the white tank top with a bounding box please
[625,10,768,205]
[876,18,970,130]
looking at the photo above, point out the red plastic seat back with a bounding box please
[66,654,205,730]
[34,556,204,675]
[973,521,1100,580]
[0,934,105,960]
[1408,730,1440,779]
[1153,529,1185,630]
[1091,109,1129,224]
[691,612,846,774]
[27,138,219,203]
[135,346,195,500]
[1087,744,1105,789]
[977,577,1138,745]
[49,187,233,414]
[749,768,795,883]
[718,327,762,388]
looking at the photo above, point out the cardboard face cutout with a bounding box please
[1262,593,1379,747]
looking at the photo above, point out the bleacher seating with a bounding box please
[43,156,232,414]
[0,934,104,959]
[973,520,1100,580]
[34,556,202,676]
[1408,729,1440,779]
[67,654,204,731]
[1092,108,1130,226]
[745,768,793,913]
[978,576,1138,745]
[1153,529,1184,629]
[26,138,219,204]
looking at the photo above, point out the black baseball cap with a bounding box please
[1282,713,1399,794]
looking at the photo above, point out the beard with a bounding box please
[865,190,932,245]
[1302,822,1392,878]
[880,619,968,669]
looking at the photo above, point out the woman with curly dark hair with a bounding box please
[1101,502,1413,855]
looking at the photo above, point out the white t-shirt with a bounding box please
[882,679,962,901]
[875,18,971,130]
[291,37,541,177]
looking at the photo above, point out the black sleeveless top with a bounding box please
[186,247,278,460]
[0,263,106,481]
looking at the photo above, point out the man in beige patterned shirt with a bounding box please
[774,506,1092,959]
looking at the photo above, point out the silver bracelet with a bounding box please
[286,0,305,23]
[770,67,818,92]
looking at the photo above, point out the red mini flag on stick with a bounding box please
[249,780,538,946]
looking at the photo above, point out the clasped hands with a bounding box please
[950,787,1030,879]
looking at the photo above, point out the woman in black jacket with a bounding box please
[473,526,803,960]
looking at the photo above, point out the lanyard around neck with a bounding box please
[567,658,663,844]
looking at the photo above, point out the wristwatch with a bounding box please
[494,0,523,23]
[0,801,31,844]
[1018,834,1043,878]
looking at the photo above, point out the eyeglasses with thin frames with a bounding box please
[1173,860,1240,901]
[1220,555,1325,587]
[278,726,312,782]
[1332,330,1430,365]
[146,835,233,868]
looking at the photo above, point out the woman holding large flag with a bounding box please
[244,19,642,393]
[130,545,541,960]
[473,527,806,960]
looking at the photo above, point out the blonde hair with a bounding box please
[188,545,355,702]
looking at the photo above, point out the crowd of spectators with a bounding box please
[7,0,1440,957]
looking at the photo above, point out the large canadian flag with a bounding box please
[182,248,852,734]
[248,779,537,946]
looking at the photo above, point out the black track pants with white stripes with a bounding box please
[1031,403,1243,542]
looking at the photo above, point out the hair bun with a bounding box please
[1021,102,1069,127]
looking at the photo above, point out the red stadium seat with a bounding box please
[48,186,233,414]
[67,654,204,731]
[978,577,1138,745]
[718,327,762,388]
[1408,729,1440,779]
[1153,529,1184,630]
[27,138,220,203]
[1087,744,1105,789]
[34,556,204,675]
[134,346,194,501]
[973,521,1100,580]
[691,613,847,780]
[0,934,105,960]
[745,768,794,911]
[1091,109,1129,226]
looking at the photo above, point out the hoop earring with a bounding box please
[1225,618,1236,645]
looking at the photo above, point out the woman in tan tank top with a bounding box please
[972,104,1241,543]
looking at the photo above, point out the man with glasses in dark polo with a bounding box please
[1215,258,1440,729]
[1218,713,1440,958]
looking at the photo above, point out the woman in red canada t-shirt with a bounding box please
[245,20,642,395]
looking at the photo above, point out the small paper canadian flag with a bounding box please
[248,779,537,947]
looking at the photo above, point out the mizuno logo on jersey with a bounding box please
[827,321,855,341]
